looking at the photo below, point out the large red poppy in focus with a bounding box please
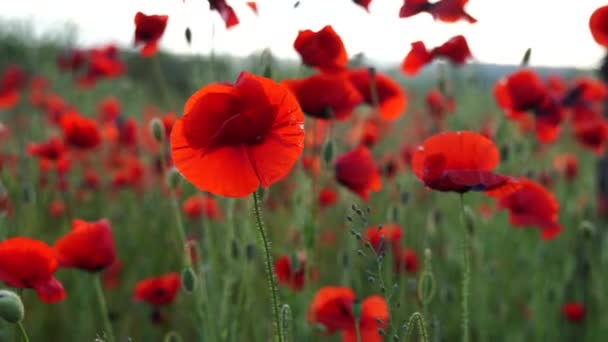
[170,72,305,198]
[412,131,518,195]
[294,25,348,73]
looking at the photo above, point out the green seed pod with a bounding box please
[322,139,334,165]
[181,267,197,293]
[163,331,183,342]
[166,167,182,190]
[150,118,165,143]
[0,290,24,323]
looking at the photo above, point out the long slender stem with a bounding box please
[252,190,283,342]
[93,274,115,342]
[459,195,470,342]
[355,318,362,342]
[16,322,29,342]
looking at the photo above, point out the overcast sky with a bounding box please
[2,0,607,68]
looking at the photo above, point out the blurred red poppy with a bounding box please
[572,105,608,154]
[552,153,578,181]
[208,0,239,28]
[54,219,116,272]
[0,65,25,110]
[134,272,181,306]
[48,199,66,218]
[134,12,168,57]
[394,248,418,274]
[400,0,477,23]
[364,223,402,253]
[182,194,223,221]
[562,302,585,322]
[102,260,123,290]
[274,253,316,291]
[590,5,608,47]
[349,68,407,121]
[60,111,101,150]
[170,72,305,198]
[0,237,66,303]
[98,97,121,123]
[294,25,348,72]
[334,146,381,200]
[426,88,455,122]
[402,36,472,76]
[318,187,338,208]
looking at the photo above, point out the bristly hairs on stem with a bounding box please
[403,312,429,342]
[459,194,471,342]
[280,304,293,342]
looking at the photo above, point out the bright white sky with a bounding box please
[2,0,607,68]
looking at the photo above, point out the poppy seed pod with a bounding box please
[166,167,182,190]
[150,118,165,143]
[0,290,24,323]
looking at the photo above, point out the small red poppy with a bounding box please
[334,146,382,200]
[133,272,181,306]
[426,88,455,122]
[293,25,348,72]
[318,187,338,208]
[54,219,116,272]
[402,36,472,76]
[590,6,608,47]
[27,137,66,161]
[412,131,518,195]
[552,154,578,181]
[274,253,316,291]
[0,65,25,110]
[60,111,101,150]
[348,68,407,121]
[394,249,418,274]
[182,194,224,221]
[562,302,585,322]
[134,12,168,57]
[572,105,608,154]
[208,0,239,28]
[399,0,477,23]
[170,72,305,198]
[0,237,66,303]
[98,97,121,123]
[48,199,66,218]
[364,223,402,254]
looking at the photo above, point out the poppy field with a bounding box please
[1,1,608,341]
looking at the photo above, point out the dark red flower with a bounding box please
[412,131,519,195]
[0,65,26,110]
[77,45,125,87]
[318,187,338,208]
[283,74,362,120]
[400,0,477,23]
[54,219,116,272]
[491,179,561,240]
[562,302,585,322]
[98,97,121,122]
[394,249,418,274]
[294,25,347,72]
[48,199,66,218]
[0,237,66,303]
[590,5,608,47]
[353,0,373,11]
[182,194,223,221]
[57,48,87,72]
[402,36,472,76]
[359,117,381,147]
[426,88,455,122]
[308,286,388,342]
[27,137,66,161]
[60,111,101,150]
[102,260,123,290]
[170,72,305,198]
[134,12,168,57]
[208,0,239,29]
[364,223,402,253]
[334,146,382,200]
[572,105,608,154]
[274,253,316,291]
[133,272,180,306]
[348,68,407,121]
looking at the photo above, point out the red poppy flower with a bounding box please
[562,302,585,322]
[308,286,388,342]
[48,199,66,218]
[400,0,477,23]
[302,154,321,177]
[98,97,121,122]
[353,0,372,11]
[318,187,338,208]
[133,272,180,306]
[402,36,472,76]
[54,219,116,272]
[426,88,455,122]
[77,45,125,87]
[0,237,66,303]
[27,137,66,161]
[60,111,101,150]
[274,253,316,291]
[57,48,87,73]
[348,68,407,121]
[553,154,577,181]
[283,74,362,120]
[246,2,258,15]
[334,146,381,200]
[492,179,561,240]
[0,64,25,110]
[182,194,223,220]
[364,223,402,253]
[412,131,518,195]
[208,0,239,28]
[572,105,608,154]
[394,248,418,273]
[590,5,608,47]
[170,72,305,198]
[359,117,381,147]
[294,25,347,73]
[134,12,168,57]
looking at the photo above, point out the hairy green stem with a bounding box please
[404,312,429,342]
[252,190,283,342]
[93,274,115,342]
[459,195,470,342]
[16,322,29,342]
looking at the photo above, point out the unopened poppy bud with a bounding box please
[579,221,596,239]
[150,118,165,143]
[166,167,182,190]
[185,28,192,46]
[245,244,256,261]
[181,267,197,293]
[521,48,532,67]
[322,139,334,165]
[352,299,362,319]
[0,290,24,323]
[164,331,183,342]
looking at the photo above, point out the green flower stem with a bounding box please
[252,190,283,342]
[93,274,115,342]
[459,194,470,342]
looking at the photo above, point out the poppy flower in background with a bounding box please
[102,260,123,290]
[293,25,348,73]
[282,74,362,120]
[27,137,67,161]
[170,71,305,198]
[402,36,472,76]
[308,286,388,342]
[399,0,477,23]
[208,0,240,29]
[98,97,121,123]
[246,2,258,15]
[364,223,402,253]
[359,117,381,147]
[394,248,418,274]
[0,237,66,303]
[491,179,562,240]
[426,88,455,122]
[318,187,338,208]
[60,111,102,150]
[182,194,224,221]
[590,5,608,47]
[353,0,373,12]
[48,199,66,218]
[412,131,519,195]
[56,48,87,73]
[302,154,321,177]
[334,146,381,200]
[134,12,169,57]
[571,105,608,154]
[54,219,116,272]
[274,253,317,291]
[133,272,181,306]
[77,45,126,87]
[562,302,585,322]
[553,153,578,181]
[0,64,26,110]
[348,68,407,121]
